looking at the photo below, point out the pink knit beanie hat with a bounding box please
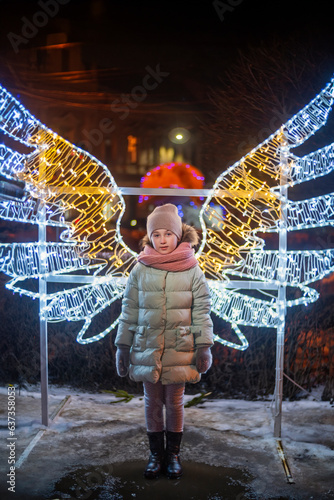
[147,204,182,240]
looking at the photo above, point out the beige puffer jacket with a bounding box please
[115,224,213,385]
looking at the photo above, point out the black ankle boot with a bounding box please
[144,431,165,479]
[165,431,183,479]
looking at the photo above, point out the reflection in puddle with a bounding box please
[53,461,257,499]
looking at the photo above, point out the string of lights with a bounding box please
[0,242,85,278]
[231,250,334,287]
[0,145,26,178]
[283,194,333,231]
[0,198,38,224]
[289,145,334,185]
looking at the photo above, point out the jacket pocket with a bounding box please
[175,326,195,352]
[129,325,147,352]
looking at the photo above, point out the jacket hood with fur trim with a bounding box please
[140,223,199,250]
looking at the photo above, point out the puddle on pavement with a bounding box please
[53,461,256,499]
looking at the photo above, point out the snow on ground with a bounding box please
[0,385,333,499]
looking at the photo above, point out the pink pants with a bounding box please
[143,381,185,433]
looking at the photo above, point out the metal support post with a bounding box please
[38,203,49,426]
[274,135,289,438]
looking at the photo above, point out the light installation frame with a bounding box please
[1,79,334,439]
[32,180,288,435]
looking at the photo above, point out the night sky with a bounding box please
[1,0,334,93]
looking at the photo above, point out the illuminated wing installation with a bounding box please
[0,84,137,343]
[197,77,334,348]
[0,79,333,348]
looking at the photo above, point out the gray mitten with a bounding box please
[116,347,130,377]
[196,346,212,374]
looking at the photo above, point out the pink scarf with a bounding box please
[137,242,198,272]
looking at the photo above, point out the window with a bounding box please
[127,135,137,164]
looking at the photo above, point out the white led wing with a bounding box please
[0,84,137,344]
[198,77,334,349]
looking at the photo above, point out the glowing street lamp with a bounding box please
[168,127,191,144]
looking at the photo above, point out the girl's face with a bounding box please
[151,229,178,254]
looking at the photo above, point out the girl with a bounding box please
[115,203,213,480]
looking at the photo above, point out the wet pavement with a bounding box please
[53,461,256,500]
